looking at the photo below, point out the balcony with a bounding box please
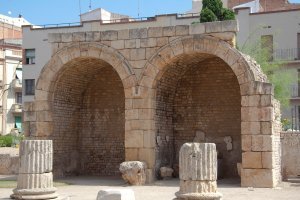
[12,79,22,91]
[274,48,300,61]
[11,104,22,114]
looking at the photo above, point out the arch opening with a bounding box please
[51,57,125,177]
[154,53,241,178]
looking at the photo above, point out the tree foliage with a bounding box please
[200,8,217,23]
[238,29,294,108]
[200,0,235,22]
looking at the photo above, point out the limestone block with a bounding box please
[221,20,238,32]
[48,33,61,43]
[138,148,155,168]
[241,168,275,188]
[19,140,53,174]
[242,152,262,169]
[111,40,125,50]
[125,39,136,49]
[175,25,189,36]
[148,27,163,38]
[23,102,35,112]
[118,29,130,40]
[162,26,176,37]
[61,33,72,43]
[97,189,135,200]
[129,28,147,39]
[261,122,273,135]
[125,130,144,148]
[24,111,37,122]
[241,135,252,151]
[101,30,118,41]
[262,152,275,169]
[146,169,155,184]
[160,167,174,179]
[206,32,235,41]
[94,32,101,41]
[119,161,147,185]
[85,32,94,42]
[125,148,139,161]
[241,95,260,107]
[143,130,156,148]
[130,48,146,60]
[140,38,157,48]
[190,23,205,35]
[241,122,260,135]
[156,37,169,47]
[251,135,273,152]
[205,21,222,33]
[72,32,86,42]
[179,143,217,181]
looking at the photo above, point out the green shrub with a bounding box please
[0,135,14,147]
[221,8,236,21]
[200,8,217,23]
[202,0,223,19]
[0,134,24,147]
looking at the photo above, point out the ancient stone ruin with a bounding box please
[119,161,147,185]
[11,140,58,200]
[175,143,222,200]
[22,19,281,188]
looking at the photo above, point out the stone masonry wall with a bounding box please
[51,58,124,177]
[79,66,125,176]
[155,55,241,178]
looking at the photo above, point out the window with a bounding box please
[25,79,35,95]
[16,92,22,104]
[25,49,35,64]
[15,116,22,133]
[261,35,273,61]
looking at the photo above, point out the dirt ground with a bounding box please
[1,176,300,200]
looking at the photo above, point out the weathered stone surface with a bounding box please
[97,189,135,200]
[160,167,174,179]
[0,149,19,175]
[12,140,58,200]
[179,143,217,181]
[176,143,222,200]
[241,168,275,188]
[19,140,53,174]
[119,161,147,185]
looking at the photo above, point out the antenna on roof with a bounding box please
[79,0,82,16]
[138,0,140,17]
[89,0,92,11]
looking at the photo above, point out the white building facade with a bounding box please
[235,7,300,130]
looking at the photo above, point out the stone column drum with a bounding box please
[175,143,222,200]
[12,140,58,200]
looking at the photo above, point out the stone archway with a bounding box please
[138,35,281,187]
[33,43,136,177]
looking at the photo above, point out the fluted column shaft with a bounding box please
[176,143,222,200]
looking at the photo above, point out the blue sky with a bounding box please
[0,0,300,25]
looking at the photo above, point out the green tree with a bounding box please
[200,8,217,23]
[238,29,294,108]
[200,0,235,22]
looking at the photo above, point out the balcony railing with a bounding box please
[12,79,22,91]
[11,104,22,114]
[274,48,300,61]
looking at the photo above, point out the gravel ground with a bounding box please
[0,147,18,156]
[1,176,300,200]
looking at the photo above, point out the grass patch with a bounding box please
[0,180,70,188]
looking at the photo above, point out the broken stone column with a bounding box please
[12,140,58,200]
[97,189,135,200]
[175,143,222,200]
[119,161,147,185]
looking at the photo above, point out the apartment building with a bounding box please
[234,2,300,129]
[0,14,30,135]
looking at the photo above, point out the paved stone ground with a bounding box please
[0,176,299,200]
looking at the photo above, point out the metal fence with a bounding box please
[274,48,300,61]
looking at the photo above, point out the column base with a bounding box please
[11,187,58,200]
[175,192,222,200]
